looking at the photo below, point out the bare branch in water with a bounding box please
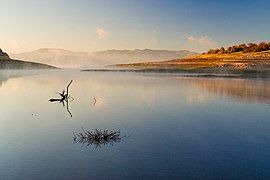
[66,80,73,98]
[49,80,74,118]
[49,80,73,102]
[93,97,97,106]
[73,129,125,148]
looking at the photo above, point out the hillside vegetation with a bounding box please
[204,42,270,54]
[111,50,270,69]
[0,48,10,60]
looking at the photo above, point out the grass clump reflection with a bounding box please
[73,128,124,148]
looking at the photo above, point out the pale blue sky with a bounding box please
[1,0,269,53]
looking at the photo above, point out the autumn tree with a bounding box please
[219,47,225,53]
[203,41,270,54]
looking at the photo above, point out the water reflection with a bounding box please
[73,129,124,148]
[0,73,8,86]
[0,71,23,86]
[175,77,270,104]
[0,71,270,179]
[49,97,73,118]
[0,70,54,87]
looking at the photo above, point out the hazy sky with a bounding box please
[1,0,270,53]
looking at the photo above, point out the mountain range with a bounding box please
[11,48,197,68]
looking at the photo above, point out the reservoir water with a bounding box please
[0,70,269,179]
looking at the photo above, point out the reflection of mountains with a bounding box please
[0,72,23,86]
[0,71,44,87]
[0,73,8,86]
[184,78,270,104]
[79,72,270,104]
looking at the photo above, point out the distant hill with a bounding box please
[91,49,198,64]
[11,48,197,68]
[0,49,10,60]
[0,48,56,69]
[0,59,56,69]
[11,48,108,69]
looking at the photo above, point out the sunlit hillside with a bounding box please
[110,43,270,71]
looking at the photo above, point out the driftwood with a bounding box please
[73,128,124,148]
[49,80,73,117]
[49,80,73,103]
[93,97,97,106]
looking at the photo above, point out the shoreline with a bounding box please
[85,51,270,78]
[82,67,270,79]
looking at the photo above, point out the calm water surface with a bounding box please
[0,70,269,179]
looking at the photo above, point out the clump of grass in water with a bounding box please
[73,128,124,148]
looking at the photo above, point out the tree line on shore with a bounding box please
[204,42,270,54]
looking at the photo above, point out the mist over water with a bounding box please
[0,70,270,179]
